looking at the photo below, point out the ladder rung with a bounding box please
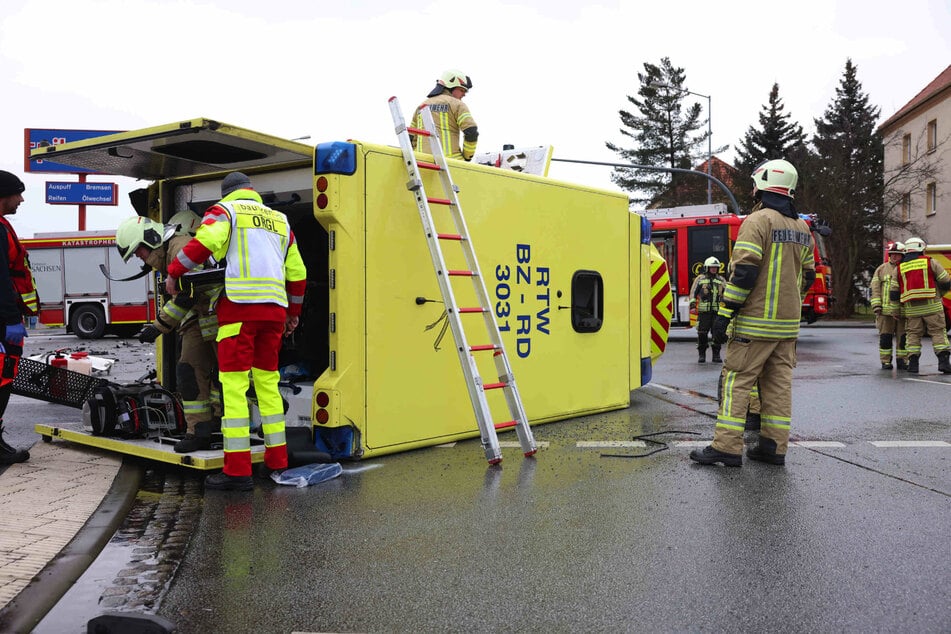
[483,382,507,390]
[417,161,441,171]
[494,420,517,430]
[408,126,430,137]
[447,270,474,277]
[427,197,451,205]
[458,307,487,313]
[469,345,498,352]
[437,233,462,240]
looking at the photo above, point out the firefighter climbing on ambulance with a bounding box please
[870,241,907,370]
[116,210,224,453]
[165,172,308,491]
[891,236,951,374]
[689,256,727,363]
[410,69,479,161]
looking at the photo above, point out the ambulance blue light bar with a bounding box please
[315,142,356,175]
[640,214,651,244]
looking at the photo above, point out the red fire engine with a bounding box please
[646,204,832,327]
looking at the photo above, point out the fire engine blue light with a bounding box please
[640,214,651,244]
[315,142,357,175]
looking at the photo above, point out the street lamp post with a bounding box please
[650,82,713,204]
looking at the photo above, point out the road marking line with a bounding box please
[673,441,709,448]
[576,440,647,448]
[499,441,550,448]
[869,440,951,447]
[791,441,846,448]
[904,378,951,386]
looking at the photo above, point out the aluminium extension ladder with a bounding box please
[388,96,537,465]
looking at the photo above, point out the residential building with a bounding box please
[878,64,951,245]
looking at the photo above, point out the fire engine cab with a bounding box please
[645,203,832,327]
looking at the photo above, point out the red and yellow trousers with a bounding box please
[216,319,287,476]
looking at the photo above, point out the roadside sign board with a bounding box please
[24,128,122,174]
[45,181,118,206]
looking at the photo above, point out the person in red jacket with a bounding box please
[166,172,307,490]
[0,171,38,464]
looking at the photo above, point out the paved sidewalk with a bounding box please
[0,440,133,630]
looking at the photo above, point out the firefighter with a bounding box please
[690,159,815,467]
[891,236,951,374]
[870,242,907,370]
[689,256,726,363]
[0,171,37,464]
[410,69,479,161]
[116,212,223,453]
[166,172,307,491]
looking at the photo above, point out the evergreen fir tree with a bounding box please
[734,83,808,209]
[606,57,710,207]
[808,59,883,318]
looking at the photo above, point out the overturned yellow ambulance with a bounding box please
[30,116,671,469]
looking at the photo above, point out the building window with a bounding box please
[927,120,937,153]
[902,133,911,164]
[571,270,603,333]
[902,193,911,222]
[925,183,937,216]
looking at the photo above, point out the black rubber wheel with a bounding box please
[70,304,107,339]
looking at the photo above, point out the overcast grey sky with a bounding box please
[2,0,949,237]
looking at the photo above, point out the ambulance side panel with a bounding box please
[317,143,634,457]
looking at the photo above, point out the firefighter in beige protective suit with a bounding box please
[116,213,222,453]
[870,241,907,370]
[690,159,816,467]
[892,236,951,374]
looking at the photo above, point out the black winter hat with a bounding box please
[221,172,252,196]
[0,171,25,197]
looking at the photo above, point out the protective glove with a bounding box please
[711,315,732,345]
[4,322,27,347]
[138,325,163,344]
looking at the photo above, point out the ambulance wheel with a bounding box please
[71,304,106,339]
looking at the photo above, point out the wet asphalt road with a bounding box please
[150,326,950,632]
[12,326,951,632]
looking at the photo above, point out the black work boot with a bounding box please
[896,357,908,371]
[204,472,253,491]
[744,412,762,431]
[881,360,893,370]
[747,437,786,465]
[907,355,920,374]
[711,347,722,363]
[689,445,741,467]
[0,424,29,465]
[938,352,951,374]
[174,421,213,453]
[174,433,212,453]
[698,348,706,364]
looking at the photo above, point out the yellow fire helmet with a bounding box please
[116,216,164,262]
[751,159,798,198]
[167,210,203,237]
[438,69,473,92]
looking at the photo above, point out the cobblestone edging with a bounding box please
[96,469,203,614]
